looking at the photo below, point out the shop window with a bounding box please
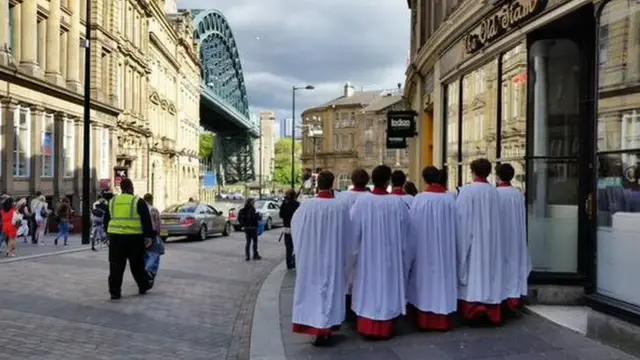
[595,0,640,308]
[41,113,55,177]
[461,60,498,185]
[500,43,527,193]
[444,81,459,190]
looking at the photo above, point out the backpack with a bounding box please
[92,208,105,218]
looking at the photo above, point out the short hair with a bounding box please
[438,169,448,187]
[35,191,42,197]
[470,158,492,179]
[143,193,153,203]
[404,181,418,196]
[316,171,335,190]
[391,170,407,187]
[3,197,13,212]
[119,178,134,193]
[351,169,370,188]
[371,165,392,188]
[421,166,440,184]
[285,188,296,200]
[496,163,515,182]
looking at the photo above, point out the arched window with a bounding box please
[337,173,350,190]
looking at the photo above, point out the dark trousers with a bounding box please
[30,216,38,244]
[244,229,259,259]
[284,233,295,269]
[108,235,149,296]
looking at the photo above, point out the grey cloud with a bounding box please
[178,0,409,119]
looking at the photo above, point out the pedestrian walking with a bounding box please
[32,195,49,245]
[106,178,155,300]
[2,197,22,257]
[54,198,72,246]
[278,189,299,270]
[142,193,165,289]
[290,171,351,346]
[238,198,262,261]
[29,191,42,244]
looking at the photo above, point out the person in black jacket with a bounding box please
[279,189,300,270]
[238,198,262,261]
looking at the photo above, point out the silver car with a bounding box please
[229,200,283,231]
[160,202,231,241]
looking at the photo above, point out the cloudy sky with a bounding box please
[177,0,410,127]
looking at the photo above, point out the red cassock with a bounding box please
[356,316,394,338]
[406,304,453,331]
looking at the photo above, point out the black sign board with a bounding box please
[386,136,408,149]
[463,0,547,54]
[387,110,417,138]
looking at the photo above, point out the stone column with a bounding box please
[0,100,19,193]
[66,0,81,92]
[72,117,82,201]
[45,0,64,85]
[0,0,10,67]
[10,4,21,64]
[20,0,39,75]
[30,106,44,194]
[53,112,65,198]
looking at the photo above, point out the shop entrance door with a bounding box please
[526,5,595,283]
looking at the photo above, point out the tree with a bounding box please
[199,133,215,159]
[273,138,302,186]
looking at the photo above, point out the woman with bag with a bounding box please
[2,198,22,257]
[33,195,49,245]
[238,198,262,261]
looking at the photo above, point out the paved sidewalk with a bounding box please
[0,234,87,261]
[0,229,285,359]
[258,270,638,360]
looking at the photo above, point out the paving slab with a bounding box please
[272,271,638,360]
[0,228,287,359]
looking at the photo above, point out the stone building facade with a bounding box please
[301,83,410,189]
[0,0,119,210]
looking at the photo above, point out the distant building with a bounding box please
[280,118,292,138]
[256,111,277,182]
[300,82,410,189]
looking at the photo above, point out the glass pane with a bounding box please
[595,0,640,306]
[530,39,581,158]
[527,158,579,272]
[501,42,527,161]
[461,60,498,163]
[444,81,459,190]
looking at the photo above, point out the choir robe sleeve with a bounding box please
[348,200,363,280]
[455,187,473,286]
[290,202,308,252]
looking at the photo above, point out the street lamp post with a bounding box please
[291,85,314,189]
[81,0,92,245]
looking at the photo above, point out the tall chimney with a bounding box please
[343,82,354,97]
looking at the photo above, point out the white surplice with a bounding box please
[406,191,458,319]
[349,191,410,325]
[338,189,369,296]
[291,196,352,332]
[497,185,531,301]
[456,182,503,306]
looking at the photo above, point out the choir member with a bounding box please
[456,158,504,325]
[290,171,352,346]
[349,165,410,339]
[406,166,458,331]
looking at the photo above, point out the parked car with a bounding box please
[160,202,230,241]
[228,200,283,231]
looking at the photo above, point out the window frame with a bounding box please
[100,127,110,179]
[41,113,55,177]
[13,107,31,177]
[63,118,75,178]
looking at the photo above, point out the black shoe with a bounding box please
[245,256,250,261]
[311,334,332,347]
[110,294,121,300]
[139,288,148,295]
[54,239,58,246]
[253,254,262,260]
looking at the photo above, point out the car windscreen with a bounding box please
[163,204,197,213]
[254,200,266,209]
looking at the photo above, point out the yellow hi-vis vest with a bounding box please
[107,194,143,234]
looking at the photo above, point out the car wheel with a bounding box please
[266,217,272,230]
[233,225,242,232]
[222,222,231,236]
[199,225,207,241]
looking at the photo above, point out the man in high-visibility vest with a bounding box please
[107,178,155,300]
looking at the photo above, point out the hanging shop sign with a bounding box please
[463,0,547,54]
[386,110,417,149]
[113,166,129,186]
